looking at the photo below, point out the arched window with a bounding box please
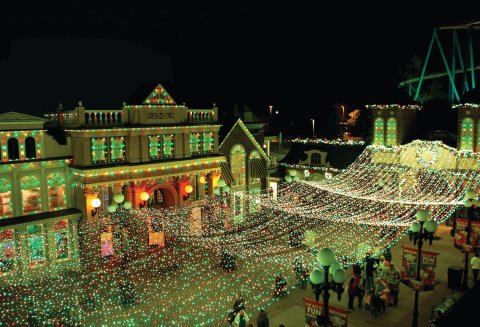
[25,136,36,159]
[248,150,261,184]
[7,138,19,160]
[230,144,246,186]
[460,117,474,151]
[386,117,397,146]
[373,117,385,146]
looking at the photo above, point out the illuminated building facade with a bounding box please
[367,104,420,146]
[455,103,480,151]
[0,112,81,285]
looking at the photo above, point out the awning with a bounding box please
[220,161,235,185]
[250,158,267,178]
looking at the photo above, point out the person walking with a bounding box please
[257,308,270,327]
[385,263,400,306]
[364,253,376,292]
[471,252,480,283]
[234,310,250,327]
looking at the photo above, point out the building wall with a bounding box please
[457,106,480,151]
[370,107,418,146]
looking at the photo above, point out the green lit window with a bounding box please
[149,135,161,159]
[91,138,108,164]
[54,220,69,260]
[460,117,474,151]
[149,134,175,159]
[162,134,174,158]
[20,175,41,215]
[0,178,12,219]
[386,117,397,146]
[27,224,45,266]
[373,117,385,146]
[0,229,15,273]
[190,133,201,155]
[231,144,246,186]
[48,172,66,211]
[110,136,126,162]
[202,132,214,153]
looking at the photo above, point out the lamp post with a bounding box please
[91,198,101,217]
[461,189,478,290]
[108,193,135,307]
[408,209,438,327]
[310,119,315,138]
[309,248,347,326]
[184,184,194,201]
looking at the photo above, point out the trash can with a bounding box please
[447,265,463,290]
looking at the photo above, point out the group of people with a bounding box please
[347,250,400,317]
[227,295,270,327]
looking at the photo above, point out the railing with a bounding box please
[187,109,217,123]
[84,110,124,126]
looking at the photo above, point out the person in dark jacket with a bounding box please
[257,308,270,327]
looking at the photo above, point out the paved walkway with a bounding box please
[256,223,468,327]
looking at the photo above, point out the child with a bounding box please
[364,288,374,312]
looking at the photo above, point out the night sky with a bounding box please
[0,1,478,133]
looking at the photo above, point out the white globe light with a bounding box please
[309,269,325,285]
[464,199,474,208]
[123,201,132,210]
[317,248,336,267]
[424,220,438,233]
[329,262,341,275]
[285,175,292,182]
[223,186,231,193]
[333,268,347,283]
[410,222,421,233]
[416,210,429,222]
[113,193,125,204]
[217,179,226,188]
[91,198,101,208]
[288,170,297,177]
[465,189,477,200]
[108,204,118,213]
[292,176,299,181]
[213,187,221,195]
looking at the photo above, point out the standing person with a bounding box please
[257,308,270,327]
[234,310,250,327]
[233,294,245,314]
[471,252,480,283]
[364,253,376,292]
[293,257,304,286]
[347,277,357,313]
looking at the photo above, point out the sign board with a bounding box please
[304,298,348,327]
[401,246,439,291]
[454,219,480,252]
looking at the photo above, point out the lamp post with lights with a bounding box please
[309,248,347,326]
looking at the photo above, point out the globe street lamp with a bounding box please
[91,198,101,217]
[409,209,438,327]
[309,248,347,326]
[461,189,478,290]
[140,191,150,209]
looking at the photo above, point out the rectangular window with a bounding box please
[20,176,42,215]
[202,132,214,153]
[91,137,108,164]
[162,134,174,158]
[0,178,12,218]
[27,225,44,266]
[47,172,66,211]
[149,134,175,159]
[149,135,161,159]
[110,136,126,162]
[0,229,15,274]
[54,220,69,260]
[190,133,201,155]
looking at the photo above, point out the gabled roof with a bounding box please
[125,82,176,105]
[220,118,269,161]
[0,111,47,122]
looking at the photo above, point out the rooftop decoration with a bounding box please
[143,84,176,105]
[290,138,365,146]
[365,104,422,110]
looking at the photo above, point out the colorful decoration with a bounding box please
[290,138,366,146]
[143,84,176,105]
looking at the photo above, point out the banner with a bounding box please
[401,246,439,291]
[454,219,480,252]
[304,298,348,327]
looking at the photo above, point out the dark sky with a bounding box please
[0,1,478,119]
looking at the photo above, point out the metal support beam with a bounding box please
[434,31,461,102]
[414,30,436,101]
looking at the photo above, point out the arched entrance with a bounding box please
[146,184,178,208]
